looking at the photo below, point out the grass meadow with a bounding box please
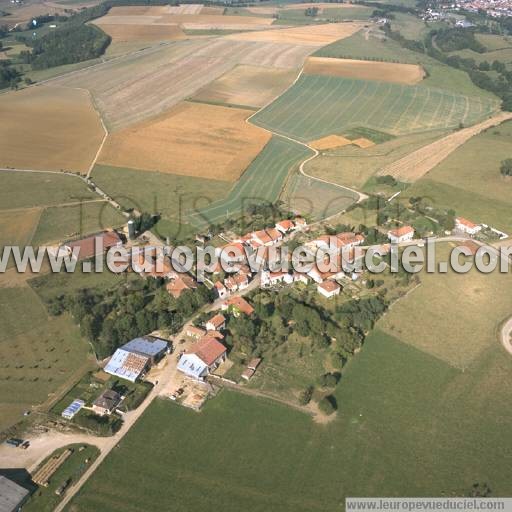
[31,202,126,247]
[0,172,97,210]
[66,326,512,510]
[251,75,498,141]
[405,120,512,232]
[0,172,124,433]
[92,164,229,225]
[0,286,93,432]
[380,243,512,368]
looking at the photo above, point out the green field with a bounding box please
[380,243,512,368]
[91,164,229,226]
[251,74,499,141]
[305,129,448,189]
[314,31,499,97]
[283,171,359,220]
[31,201,126,247]
[0,286,93,432]
[0,172,97,210]
[194,136,312,226]
[66,325,512,510]
[405,120,512,233]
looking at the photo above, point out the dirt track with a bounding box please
[378,111,512,182]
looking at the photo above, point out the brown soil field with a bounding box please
[224,22,363,46]
[52,38,314,130]
[309,134,352,150]
[193,65,299,108]
[352,137,375,148]
[0,86,105,173]
[304,57,425,84]
[96,23,186,42]
[98,101,271,181]
[378,111,512,181]
[200,6,225,15]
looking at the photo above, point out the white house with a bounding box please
[455,217,481,235]
[214,281,228,300]
[260,270,288,287]
[275,219,295,234]
[205,313,226,332]
[317,280,341,299]
[387,226,415,244]
[177,337,227,380]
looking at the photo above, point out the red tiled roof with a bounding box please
[207,330,224,340]
[266,227,282,241]
[224,296,254,316]
[318,280,340,292]
[207,314,225,329]
[456,217,478,229]
[193,337,227,366]
[166,274,197,298]
[388,226,414,237]
[276,219,294,231]
[253,230,273,244]
[66,231,121,260]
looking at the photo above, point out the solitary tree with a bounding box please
[500,158,512,176]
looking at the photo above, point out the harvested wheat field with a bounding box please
[304,57,425,84]
[52,38,314,130]
[98,102,271,181]
[97,23,187,42]
[168,4,204,14]
[193,65,299,108]
[245,6,279,15]
[0,86,105,173]
[282,2,366,9]
[378,111,512,181]
[309,134,352,150]
[224,22,363,46]
[352,137,375,148]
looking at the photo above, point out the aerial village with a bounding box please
[42,201,506,426]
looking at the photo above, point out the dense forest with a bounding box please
[435,27,486,53]
[0,61,21,89]
[22,25,111,70]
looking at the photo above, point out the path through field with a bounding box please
[378,111,512,181]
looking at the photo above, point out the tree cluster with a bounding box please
[46,278,213,359]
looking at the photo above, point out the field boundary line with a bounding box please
[246,68,368,213]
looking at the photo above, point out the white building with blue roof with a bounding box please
[103,336,169,383]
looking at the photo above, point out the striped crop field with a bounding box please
[250,74,500,141]
[192,136,312,226]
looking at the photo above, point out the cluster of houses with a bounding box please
[177,294,257,382]
[212,217,306,299]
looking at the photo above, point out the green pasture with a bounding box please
[66,325,512,510]
[251,74,499,141]
[31,201,125,247]
[0,172,97,210]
